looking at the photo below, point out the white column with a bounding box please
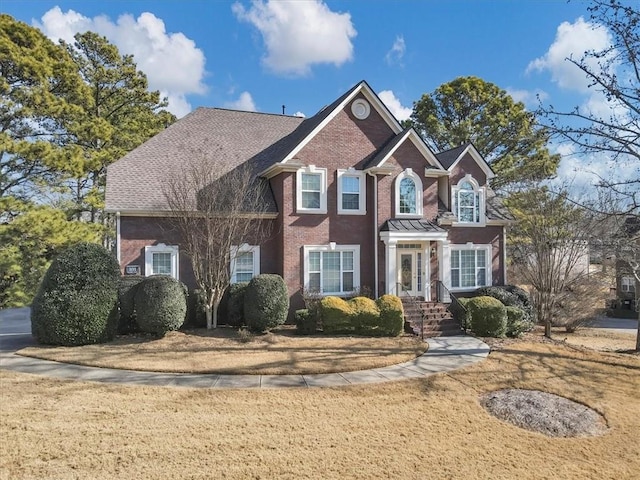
[423,242,430,301]
[438,240,451,303]
[385,240,397,295]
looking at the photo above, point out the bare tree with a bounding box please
[508,188,597,338]
[537,0,639,215]
[163,152,273,329]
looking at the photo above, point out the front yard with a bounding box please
[2,337,639,479]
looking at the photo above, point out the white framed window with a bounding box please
[395,168,423,217]
[450,245,491,290]
[303,244,360,295]
[337,169,366,214]
[230,244,260,283]
[144,244,179,279]
[296,165,327,214]
[621,275,636,293]
[452,175,485,224]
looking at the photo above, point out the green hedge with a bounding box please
[244,274,289,333]
[467,295,507,337]
[134,276,187,335]
[452,297,472,330]
[476,285,534,326]
[505,306,528,338]
[318,295,404,336]
[220,282,248,327]
[117,276,144,334]
[185,289,207,328]
[31,242,120,346]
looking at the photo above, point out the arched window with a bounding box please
[395,169,423,217]
[452,175,484,223]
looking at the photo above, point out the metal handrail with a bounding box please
[396,282,426,341]
[436,280,467,332]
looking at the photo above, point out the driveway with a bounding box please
[0,307,34,352]
[589,315,638,336]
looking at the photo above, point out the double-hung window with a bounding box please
[144,244,179,279]
[297,165,327,214]
[230,245,260,283]
[621,275,635,293]
[452,176,484,224]
[304,245,360,295]
[450,246,490,289]
[395,168,423,217]
[337,169,365,214]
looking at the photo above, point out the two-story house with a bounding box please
[105,81,510,326]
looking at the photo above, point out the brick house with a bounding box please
[106,81,511,323]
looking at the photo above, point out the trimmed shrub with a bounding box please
[134,275,187,335]
[117,276,144,334]
[319,296,354,334]
[294,309,317,335]
[375,294,404,336]
[505,306,528,338]
[477,285,534,325]
[351,297,381,335]
[452,297,472,330]
[244,274,289,333]
[186,289,207,328]
[221,282,249,327]
[31,242,120,346]
[467,295,507,337]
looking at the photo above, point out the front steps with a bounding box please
[401,298,464,338]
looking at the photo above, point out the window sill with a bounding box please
[296,209,328,215]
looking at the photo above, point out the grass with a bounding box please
[2,339,639,479]
[16,326,427,374]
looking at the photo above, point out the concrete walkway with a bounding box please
[0,307,489,389]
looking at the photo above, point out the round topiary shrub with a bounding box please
[453,297,472,330]
[244,274,289,333]
[294,308,317,335]
[375,294,404,336]
[351,296,381,335]
[185,289,207,329]
[467,295,507,337]
[476,285,534,327]
[134,275,187,335]
[505,306,528,338]
[219,282,249,327]
[319,296,354,334]
[31,242,121,346]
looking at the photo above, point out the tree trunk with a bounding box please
[636,308,639,352]
[205,304,212,329]
[545,319,551,339]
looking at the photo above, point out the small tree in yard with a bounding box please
[163,152,272,329]
[508,187,598,338]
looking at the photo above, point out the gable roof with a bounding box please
[435,143,495,180]
[105,108,303,213]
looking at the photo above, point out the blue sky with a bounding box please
[2,0,631,185]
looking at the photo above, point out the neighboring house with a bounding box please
[614,216,640,311]
[105,81,511,317]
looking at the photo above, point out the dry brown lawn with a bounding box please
[16,327,427,374]
[558,327,637,352]
[2,340,639,479]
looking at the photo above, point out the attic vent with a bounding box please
[351,99,370,120]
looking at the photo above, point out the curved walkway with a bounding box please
[0,307,489,389]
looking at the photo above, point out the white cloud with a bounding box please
[292,111,306,118]
[506,88,548,108]
[35,7,207,117]
[232,0,356,76]
[378,90,412,122]
[385,35,405,66]
[526,17,612,93]
[225,91,257,111]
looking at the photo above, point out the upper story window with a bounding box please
[296,165,327,214]
[452,175,484,224]
[230,244,260,283]
[144,244,179,279]
[621,275,636,293]
[337,169,366,215]
[395,168,423,218]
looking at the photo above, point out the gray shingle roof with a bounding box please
[381,218,446,232]
[435,143,470,169]
[105,108,304,212]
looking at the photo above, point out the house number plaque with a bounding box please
[125,265,140,275]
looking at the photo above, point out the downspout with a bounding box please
[371,172,379,298]
[116,211,121,264]
[502,226,507,285]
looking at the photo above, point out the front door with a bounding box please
[399,251,421,297]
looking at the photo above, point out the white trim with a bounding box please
[351,98,370,119]
[104,209,278,219]
[302,244,361,296]
[337,169,366,215]
[296,165,327,214]
[395,168,423,218]
[144,244,179,280]
[115,211,121,263]
[368,129,445,171]
[371,173,379,298]
[230,244,260,283]
[448,244,492,292]
[451,174,486,225]
[621,275,635,292]
[281,82,402,164]
[445,144,495,180]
